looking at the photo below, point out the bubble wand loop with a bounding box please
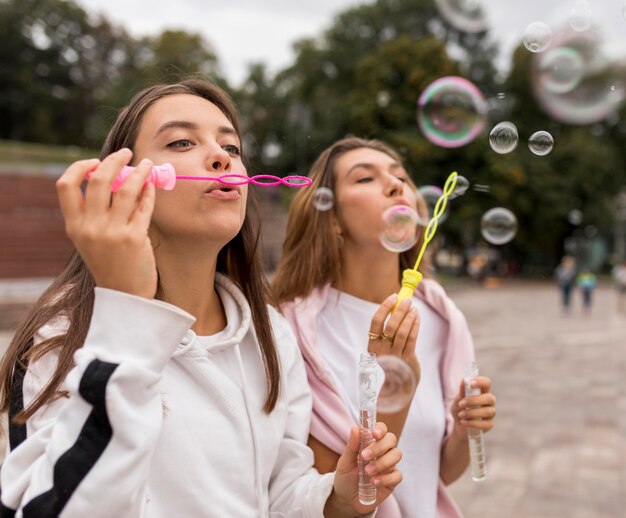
[396,171,458,305]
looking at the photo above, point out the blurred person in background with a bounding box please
[554,255,577,315]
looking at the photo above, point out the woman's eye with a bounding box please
[167,139,193,149]
[223,144,241,156]
[397,176,409,183]
[356,177,373,183]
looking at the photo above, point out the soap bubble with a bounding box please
[433,0,489,33]
[538,47,585,94]
[418,185,449,224]
[568,0,592,32]
[377,355,418,413]
[528,131,555,156]
[531,29,626,125]
[523,22,552,53]
[379,206,419,253]
[417,76,487,148]
[489,122,519,154]
[481,208,518,245]
[568,209,583,225]
[449,175,470,199]
[312,187,334,211]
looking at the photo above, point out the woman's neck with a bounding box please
[154,245,226,335]
[335,243,402,304]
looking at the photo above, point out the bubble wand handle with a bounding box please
[464,361,487,481]
[396,172,458,306]
[85,163,177,192]
[358,353,378,506]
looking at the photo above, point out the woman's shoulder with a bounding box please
[266,304,301,365]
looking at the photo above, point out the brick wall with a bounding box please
[0,172,73,278]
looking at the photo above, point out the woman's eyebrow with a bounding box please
[154,121,238,139]
[346,161,402,177]
[155,120,199,136]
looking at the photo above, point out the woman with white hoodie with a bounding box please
[0,80,402,517]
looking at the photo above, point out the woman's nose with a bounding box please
[206,145,231,172]
[385,175,404,196]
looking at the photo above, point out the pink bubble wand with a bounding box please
[87,163,312,192]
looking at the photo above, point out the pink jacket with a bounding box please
[281,279,475,518]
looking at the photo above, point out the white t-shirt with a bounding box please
[317,288,447,518]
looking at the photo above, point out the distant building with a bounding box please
[0,166,288,279]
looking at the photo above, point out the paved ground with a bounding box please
[446,279,626,518]
[1,278,624,517]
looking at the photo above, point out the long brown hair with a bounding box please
[273,136,430,304]
[0,79,281,427]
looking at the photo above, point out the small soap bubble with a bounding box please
[312,187,334,211]
[379,206,419,253]
[449,175,470,199]
[528,130,554,156]
[418,185,449,224]
[377,90,391,108]
[481,208,518,245]
[377,355,418,413]
[523,22,552,53]
[417,76,487,148]
[568,208,583,225]
[568,0,592,32]
[489,122,519,154]
[538,47,584,94]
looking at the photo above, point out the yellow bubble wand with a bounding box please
[396,171,458,304]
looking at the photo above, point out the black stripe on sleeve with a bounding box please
[7,338,33,451]
[21,359,119,517]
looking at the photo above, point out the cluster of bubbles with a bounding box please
[531,29,625,125]
[417,76,487,148]
[480,208,518,245]
[376,355,418,413]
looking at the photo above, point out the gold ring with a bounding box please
[381,332,394,342]
[368,331,381,341]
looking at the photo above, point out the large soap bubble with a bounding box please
[538,47,585,94]
[417,76,487,148]
[379,206,419,253]
[377,355,418,413]
[523,22,553,53]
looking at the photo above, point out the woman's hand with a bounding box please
[56,149,158,299]
[451,376,496,439]
[368,294,420,385]
[325,422,402,517]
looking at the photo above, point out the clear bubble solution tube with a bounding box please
[464,361,487,481]
[358,352,378,505]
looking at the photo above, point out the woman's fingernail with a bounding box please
[458,411,466,419]
[365,464,376,476]
[470,380,479,388]
[389,293,398,302]
[139,158,152,167]
[400,298,411,308]
[373,477,381,486]
[362,448,373,461]
[459,400,467,408]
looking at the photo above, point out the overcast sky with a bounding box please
[76,0,626,85]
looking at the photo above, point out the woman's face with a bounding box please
[333,147,418,250]
[133,93,247,247]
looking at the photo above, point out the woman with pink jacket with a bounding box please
[273,137,497,517]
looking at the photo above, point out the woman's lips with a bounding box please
[205,188,241,200]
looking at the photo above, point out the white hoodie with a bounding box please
[0,274,336,517]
